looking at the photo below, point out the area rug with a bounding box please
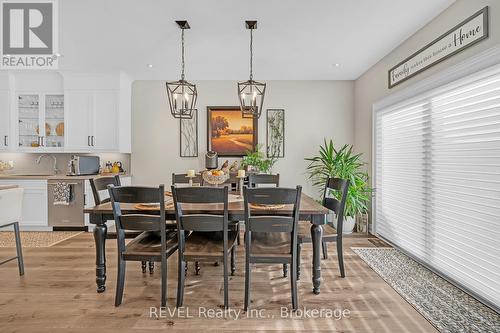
[352,247,500,333]
[0,231,82,248]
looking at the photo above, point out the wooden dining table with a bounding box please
[84,192,329,295]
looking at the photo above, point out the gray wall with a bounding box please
[354,0,500,180]
[131,80,354,197]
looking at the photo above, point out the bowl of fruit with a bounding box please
[202,169,229,186]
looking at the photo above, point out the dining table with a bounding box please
[84,192,329,295]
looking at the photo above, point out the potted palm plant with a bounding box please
[305,139,372,234]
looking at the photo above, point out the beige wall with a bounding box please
[354,0,500,179]
[131,80,354,197]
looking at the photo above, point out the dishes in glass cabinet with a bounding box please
[56,122,64,136]
[35,123,51,136]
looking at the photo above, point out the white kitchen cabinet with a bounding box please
[93,91,118,151]
[0,179,48,230]
[16,93,65,152]
[65,91,92,151]
[65,90,118,152]
[0,90,10,150]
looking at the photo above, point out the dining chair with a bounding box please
[91,175,153,274]
[247,173,289,276]
[172,172,204,274]
[297,178,349,279]
[171,186,237,309]
[172,173,202,187]
[108,185,178,307]
[243,185,302,311]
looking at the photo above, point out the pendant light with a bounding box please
[238,21,266,119]
[166,21,197,119]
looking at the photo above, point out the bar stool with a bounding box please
[0,186,24,275]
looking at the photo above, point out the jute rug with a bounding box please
[0,231,82,248]
[352,247,500,333]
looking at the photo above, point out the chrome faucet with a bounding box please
[36,154,59,174]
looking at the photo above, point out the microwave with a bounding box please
[67,155,100,176]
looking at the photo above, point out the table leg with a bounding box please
[311,220,323,295]
[92,214,107,293]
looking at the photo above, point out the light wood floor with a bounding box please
[0,232,437,332]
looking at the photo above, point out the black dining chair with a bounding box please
[172,173,205,275]
[171,186,237,309]
[297,178,349,279]
[91,175,153,274]
[243,186,302,311]
[247,173,290,276]
[108,185,178,307]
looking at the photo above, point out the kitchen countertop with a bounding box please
[0,173,130,180]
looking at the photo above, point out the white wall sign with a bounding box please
[388,6,488,88]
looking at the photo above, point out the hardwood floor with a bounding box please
[0,232,436,332]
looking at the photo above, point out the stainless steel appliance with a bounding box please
[67,155,100,176]
[48,179,85,227]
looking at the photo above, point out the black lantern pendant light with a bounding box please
[166,21,197,119]
[238,21,266,119]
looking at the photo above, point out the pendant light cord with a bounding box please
[181,28,185,81]
[249,28,253,81]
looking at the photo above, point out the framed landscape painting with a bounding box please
[207,106,258,157]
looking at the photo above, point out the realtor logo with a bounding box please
[1,0,58,69]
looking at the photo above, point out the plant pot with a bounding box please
[330,213,356,234]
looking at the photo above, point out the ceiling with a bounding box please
[58,0,455,80]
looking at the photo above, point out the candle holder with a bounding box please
[186,175,195,187]
[237,175,245,198]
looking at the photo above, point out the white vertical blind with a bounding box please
[374,65,500,310]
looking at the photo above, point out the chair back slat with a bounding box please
[109,186,162,203]
[181,215,225,232]
[248,174,279,187]
[248,216,293,233]
[119,214,163,231]
[173,186,226,204]
[324,197,340,214]
[244,187,297,205]
[90,175,121,205]
[172,186,229,233]
[322,178,349,234]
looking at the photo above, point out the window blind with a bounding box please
[374,65,500,310]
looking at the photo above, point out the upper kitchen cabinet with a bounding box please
[0,90,9,151]
[17,93,65,151]
[63,72,131,153]
[0,73,12,151]
[14,73,65,152]
[65,90,118,152]
[0,71,131,153]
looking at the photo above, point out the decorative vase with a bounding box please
[330,213,356,234]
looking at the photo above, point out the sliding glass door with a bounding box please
[374,64,500,310]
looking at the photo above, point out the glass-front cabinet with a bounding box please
[17,93,64,150]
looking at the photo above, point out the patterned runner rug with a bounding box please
[352,247,500,333]
[0,231,82,247]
